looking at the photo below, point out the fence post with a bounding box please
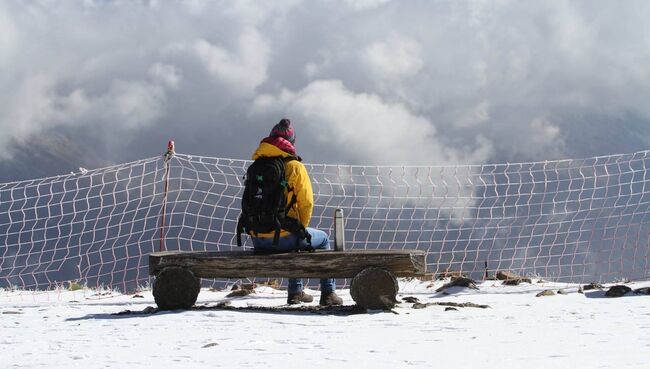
[159,140,175,252]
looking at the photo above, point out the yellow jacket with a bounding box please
[250,142,314,238]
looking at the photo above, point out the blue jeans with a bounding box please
[252,227,336,295]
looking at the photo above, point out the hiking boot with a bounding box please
[319,291,343,306]
[287,291,314,305]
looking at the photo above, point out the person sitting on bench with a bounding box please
[241,118,343,306]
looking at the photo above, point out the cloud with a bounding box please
[148,63,182,89]
[343,0,392,11]
[362,34,423,80]
[254,79,493,165]
[0,70,171,159]
[193,30,270,96]
[1,0,650,179]
[0,3,17,68]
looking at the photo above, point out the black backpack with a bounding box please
[236,156,311,249]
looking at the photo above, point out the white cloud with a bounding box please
[0,3,17,68]
[46,79,168,131]
[148,63,182,89]
[523,117,563,158]
[454,100,490,128]
[193,29,270,96]
[181,0,208,15]
[255,79,492,165]
[362,34,423,79]
[0,68,171,159]
[343,0,392,11]
[7,75,58,141]
[2,1,650,172]
[103,80,167,130]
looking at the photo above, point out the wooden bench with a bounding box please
[148,249,426,310]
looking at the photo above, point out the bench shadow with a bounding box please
[65,301,370,321]
[194,302,369,316]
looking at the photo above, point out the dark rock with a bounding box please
[226,288,256,298]
[435,277,478,292]
[445,307,458,311]
[502,279,522,286]
[557,289,568,295]
[454,302,489,309]
[401,296,420,303]
[231,283,257,291]
[202,342,219,348]
[633,287,650,295]
[502,278,533,286]
[605,285,632,297]
[536,289,555,297]
[496,270,522,281]
[143,306,158,314]
[412,302,428,309]
[436,302,490,309]
[582,283,604,291]
[502,278,532,286]
[497,271,531,286]
[132,294,144,298]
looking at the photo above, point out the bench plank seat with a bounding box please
[149,249,426,279]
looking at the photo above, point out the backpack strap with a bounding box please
[272,218,281,246]
[283,185,310,251]
[280,160,314,252]
[285,186,297,214]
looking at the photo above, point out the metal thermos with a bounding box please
[334,208,345,251]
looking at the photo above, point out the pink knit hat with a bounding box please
[269,118,296,144]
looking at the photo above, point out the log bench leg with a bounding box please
[153,267,201,310]
[350,267,399,310]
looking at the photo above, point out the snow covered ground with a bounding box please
[2,279,649,369]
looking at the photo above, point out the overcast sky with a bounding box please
[1,0,650,181]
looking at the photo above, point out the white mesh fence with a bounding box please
[1,150,650,292]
